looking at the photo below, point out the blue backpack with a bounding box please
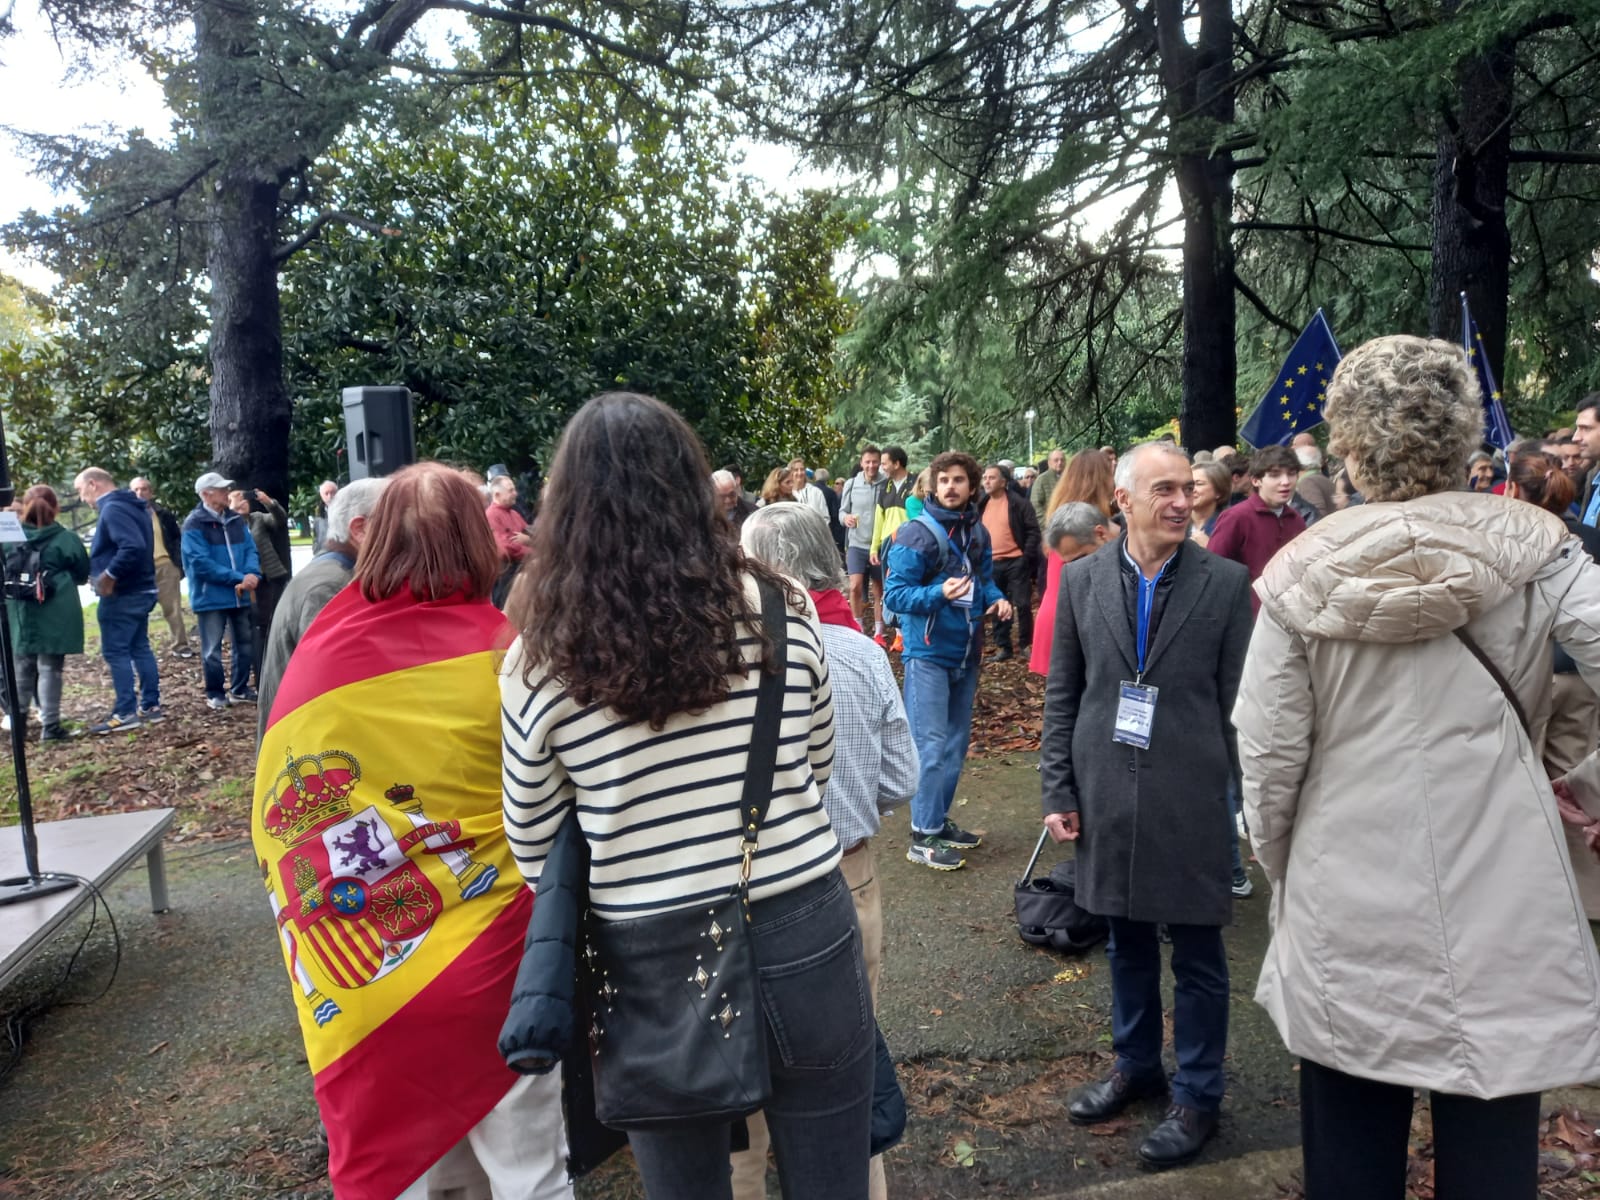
[911,512,975,582]
[883,513,976,632]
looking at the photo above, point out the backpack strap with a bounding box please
[913,512,958,581]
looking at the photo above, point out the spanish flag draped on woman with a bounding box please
[252,464,555,1200]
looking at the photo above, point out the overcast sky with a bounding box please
[1,3,177,287]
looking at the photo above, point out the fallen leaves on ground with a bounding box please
[0,640,258,841]
[902,1054,1106,1131]
[886,643,1045,757]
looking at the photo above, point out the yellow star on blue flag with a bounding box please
[1239,309,1342,447]
[1461,292,1513,450]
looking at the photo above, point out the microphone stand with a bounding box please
[0,402,76,906]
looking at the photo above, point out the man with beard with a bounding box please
[884,451,1011,870]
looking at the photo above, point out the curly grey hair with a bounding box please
[739,503,846,592]
[1325,335,1480,502]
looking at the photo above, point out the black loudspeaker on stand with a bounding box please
[341,387,416,481]
[0,402,75,907]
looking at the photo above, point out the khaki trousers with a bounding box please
[730,840,888,1200]
[394,1071,572,1200]
[154,560,191,649]
[1546,671,1600,921]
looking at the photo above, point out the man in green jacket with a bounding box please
[1030,447,1066,524]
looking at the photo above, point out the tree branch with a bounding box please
[1232,271,1299,336]
[1233,220,1429,252]
[273,210,395,263]
[424,1,693,76]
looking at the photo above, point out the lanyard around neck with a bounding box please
[1135,560,1168,680]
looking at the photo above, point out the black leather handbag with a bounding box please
[586,577,788,1129]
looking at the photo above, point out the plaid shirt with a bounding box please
[818,624,919,847]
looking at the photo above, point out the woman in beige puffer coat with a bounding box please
[1234,334,1600,1200]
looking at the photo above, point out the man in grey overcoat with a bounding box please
[1039,441,1253,1169]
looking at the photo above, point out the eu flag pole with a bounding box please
[1239,309,1342,448]
[1461,293,1513,451]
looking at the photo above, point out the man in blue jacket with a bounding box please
[72,466,163,733]
[182,471,261,710]
[884,450,1011,870]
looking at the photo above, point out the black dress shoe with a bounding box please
[1137,1103,1217,1169]
[1067,1069,1168,1124]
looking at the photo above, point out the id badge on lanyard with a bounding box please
[1113,681,1158,748]
[948,528,975,609]
[950,565,975,609]
[1113,560,1165,748]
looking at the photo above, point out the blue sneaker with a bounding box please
[89,712,141,735]
[907,835,964,870]
[932,819,982,849]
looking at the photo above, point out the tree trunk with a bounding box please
[1176,151,1236,453]
[206,175,292,505]
[1157,0,1237,452]
[195,1,292,507]
[1430,20,1514,378]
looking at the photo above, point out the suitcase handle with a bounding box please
[1017,825,1052,889]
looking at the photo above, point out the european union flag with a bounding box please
[1239,309,1342,448]
[1461,293,1513,451]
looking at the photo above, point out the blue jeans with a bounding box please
[97,591,160,717]
[1105,917,1229,1112]
[626,872,875,1200]
[198,606,253,700]
[902,654,981,835]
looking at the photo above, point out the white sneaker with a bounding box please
[1,714,9,733]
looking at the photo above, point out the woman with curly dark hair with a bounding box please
[501,392,873,1200]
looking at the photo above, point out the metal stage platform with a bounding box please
[0,808,175,992]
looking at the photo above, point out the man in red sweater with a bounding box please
[485,474,528,608]
[1206,445,1305,615]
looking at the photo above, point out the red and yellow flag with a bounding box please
[253,585,531,1200]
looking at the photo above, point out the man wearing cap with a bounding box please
[181,471,261,711]
[72,466,163,733]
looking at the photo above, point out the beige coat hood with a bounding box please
[1255,491,1570,644]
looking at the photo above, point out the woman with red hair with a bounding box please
[253,462,570,1200]
[1030,451,1119,675]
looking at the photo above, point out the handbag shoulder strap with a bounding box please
[738,578,789,880]
[1453,627,1532,740]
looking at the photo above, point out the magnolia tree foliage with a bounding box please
[281,83,850,490]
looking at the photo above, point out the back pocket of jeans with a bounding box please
[757,928,870,1071]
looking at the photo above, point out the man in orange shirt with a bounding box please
[976,464,1041,662]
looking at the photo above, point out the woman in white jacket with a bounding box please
[1234,334,1600,1200]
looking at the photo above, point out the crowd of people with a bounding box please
[0,470,360,736]
[21,338,1572,1199]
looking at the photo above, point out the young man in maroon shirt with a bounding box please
[1205,445,1306,614]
